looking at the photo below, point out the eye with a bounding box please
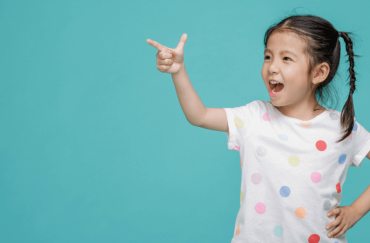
[264,55,271,60]
[283,57,292,61]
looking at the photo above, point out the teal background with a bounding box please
[1,0,370,242]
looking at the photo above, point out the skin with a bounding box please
[261,30,330,121]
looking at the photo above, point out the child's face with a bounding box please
[261,31,314,107]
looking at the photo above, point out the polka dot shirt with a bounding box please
[224,100,370,243]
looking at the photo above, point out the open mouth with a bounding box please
[269,82,284,97]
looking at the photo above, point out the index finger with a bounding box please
[146,39,167,51]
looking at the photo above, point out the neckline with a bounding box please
[270,102,329,123]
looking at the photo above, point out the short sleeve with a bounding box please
[351,119,370,167]
[223,101,257,151]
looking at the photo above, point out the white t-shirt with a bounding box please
[224,100,370,243]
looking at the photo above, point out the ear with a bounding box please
[312,62,330,85]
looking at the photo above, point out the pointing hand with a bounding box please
[146,33,187,74]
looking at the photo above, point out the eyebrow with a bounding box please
[264,48,297,58]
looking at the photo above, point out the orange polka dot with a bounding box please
[235,225,241,235]
[295,207,306,218]
[300,121,311,127]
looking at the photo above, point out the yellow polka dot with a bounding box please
[288,156,300,167]
[295,207,306,218]
[234,117,244,128]
[240,191,244,201]
[300,121,311,127]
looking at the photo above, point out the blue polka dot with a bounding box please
[278,134,289,141]
[274,225,283,237]
[338,154,346,164]
[353,121,358,131]
[280,186,291,197]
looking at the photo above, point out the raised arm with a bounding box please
[147,34,229,132]
[172,62,229,132]
[198,107,228,132]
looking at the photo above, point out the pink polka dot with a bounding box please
[251,173,262,184]
[311,172,321,183]
[255,202,266,214]
[262,113,270,121]
[232,146,240,151]
[316,140,327,151]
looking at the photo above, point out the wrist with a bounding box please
[172,62,185,75]
[349,204,365,222]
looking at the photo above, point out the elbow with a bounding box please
[187,117,203,127]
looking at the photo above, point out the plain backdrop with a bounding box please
[1,0,370,242]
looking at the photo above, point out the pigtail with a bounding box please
[337,31,360,143]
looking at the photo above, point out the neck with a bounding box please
[274,99,326,121]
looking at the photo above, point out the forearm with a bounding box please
[350,185,370,221]
[171,62,206,126]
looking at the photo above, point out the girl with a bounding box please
[146,14,370,242]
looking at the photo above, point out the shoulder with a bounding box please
[246,100,273,114]
[236,100,272,121]
[244,100,269,109]
[239,100,267,114]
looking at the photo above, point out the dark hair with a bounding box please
[263,14,360,143]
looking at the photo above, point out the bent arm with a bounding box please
[171,62,206,126]
[350,150,370,221]
[171,62,228,132]
[350,184,370,222]
[198,107,228,132]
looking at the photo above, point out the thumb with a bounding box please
[175,33,187,51]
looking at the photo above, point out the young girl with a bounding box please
[147,14,370,242]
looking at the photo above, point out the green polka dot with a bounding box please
[240,191,244,201]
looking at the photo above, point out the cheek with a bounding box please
[261,64,267,78]
[286,63,308,77]
[283,66,307,85]
[283,66,298,77]
[285,77,310,94]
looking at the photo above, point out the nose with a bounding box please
[268,59,279,74]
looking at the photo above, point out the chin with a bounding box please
[270,99,282,107]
